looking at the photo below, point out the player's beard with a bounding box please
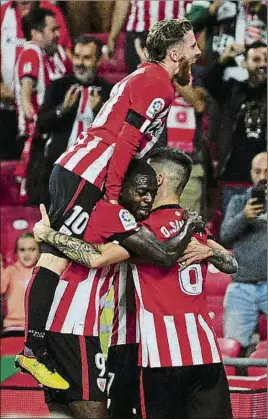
[173,59,191,86]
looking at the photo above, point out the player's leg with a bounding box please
[17,165,102,387]
[44,388,75,418]
[107,343,140,418]
[45,332,109,419]
[184,363,233,419]
[140,367,186,419]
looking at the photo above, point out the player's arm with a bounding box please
[18,49,40,121]
[206,239,238,274]
[104,83,170,202]
[178,237,238,274]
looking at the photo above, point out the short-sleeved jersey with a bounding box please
[15,41,71,136]
[131,205,222,368]
[45,200,139,336]
[1,1,72,92]
[56,62,175,196]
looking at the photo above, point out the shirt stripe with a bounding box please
[164,315,183,366]
[185,313,203,365]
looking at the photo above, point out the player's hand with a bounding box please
[209,0,223,16]
[88,89,102,112]
[243,198,265,219]
[219,43,245,63]
[184,210,206,233]
[178,237,213,268]
[33,204,51,242]
[134,38,148,64]
[62,85,81,111]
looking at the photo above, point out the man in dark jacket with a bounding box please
[36,35,113,206]
[202,40,267,214]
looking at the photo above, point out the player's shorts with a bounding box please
[140,363,233,419]
[107,343,140,418]
[44,331,107,404]
[41,164,102,257]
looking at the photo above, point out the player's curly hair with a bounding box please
[146,18,193,63]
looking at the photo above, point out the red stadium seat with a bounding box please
[248,349,267,376]
[205,264,232,337]
[256,340,267,351]
[0,161,21,206]
[258,314,267,341]
[0,205,40,267]
[217,337,241,376]
[217,337,241,357]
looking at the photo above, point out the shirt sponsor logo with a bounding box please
[119,209,137,231]
[146,98,165,119]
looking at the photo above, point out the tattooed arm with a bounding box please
[178,238,238,274]
[206,240,238,274]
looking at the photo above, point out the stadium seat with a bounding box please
[0,205,40,266]
[256,340,267,351]
[258,313,267,341]
[0,161,20,206]
[217,337,241,357]
[217,337,241,376]
[247,349,267,376]
[205,264,232,337]
[85,32,128,83]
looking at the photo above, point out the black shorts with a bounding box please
[140,363,233,419]
[44,331,107,404]
[107,343,140,418]
[41,164,102,257]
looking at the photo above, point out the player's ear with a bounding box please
[157,173,164,187]
[169,48,182,63]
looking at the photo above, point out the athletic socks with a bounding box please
[24,266,60,355]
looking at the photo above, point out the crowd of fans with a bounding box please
[0,0,267,363]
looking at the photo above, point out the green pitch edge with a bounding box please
[0,355,19,383]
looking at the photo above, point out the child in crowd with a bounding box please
[1,233,40,330]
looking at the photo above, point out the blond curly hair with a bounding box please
[146,18,193,63]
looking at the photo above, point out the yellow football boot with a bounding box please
[15,353,70,390]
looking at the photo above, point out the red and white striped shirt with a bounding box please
[110,262,140,347]
[126,0,193,32]
[56,62,174,199]
[15,41,71,136]
[45,200,140,336]
[132,205,222,368]
[0,0,72,92]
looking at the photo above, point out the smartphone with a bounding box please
[251,185,266,206]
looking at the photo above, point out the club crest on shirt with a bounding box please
[119,209,137,231]
[23,62,32,73]
[97,377,107,392]
[146,98,165,119]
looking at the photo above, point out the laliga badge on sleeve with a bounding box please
[146,98,165,119]
[119,209,138,231]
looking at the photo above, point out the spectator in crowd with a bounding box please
[1,233,40,330]
[202,41,267,214]
[187,0,267,78]
[37,35,113,207]
[0,0,72,160]
[107,0,193,74]
[220,152,267,357]
[14,7,72,204]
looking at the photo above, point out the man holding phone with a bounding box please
[220,151,267,358]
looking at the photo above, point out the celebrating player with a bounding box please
[18,17,201,386]
[24,159,202,418]
[31,149,237,419]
